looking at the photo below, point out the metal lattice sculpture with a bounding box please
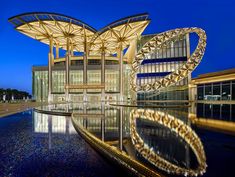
[130,109,207,176]
[130,27,207,92]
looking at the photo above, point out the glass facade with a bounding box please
[33,64,131,102]
[32,34,190,102]
[52,70,66,93]
[197,81,235,101]
[137,35,189,100]
[33,71,48,102]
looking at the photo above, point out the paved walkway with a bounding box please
[0,102,46,118]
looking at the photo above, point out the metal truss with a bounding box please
[130,27,207,92]
[9,13,150,56]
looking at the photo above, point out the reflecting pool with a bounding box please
[71,103,206,176]
[1,102,235,177]
[0,110,127,177]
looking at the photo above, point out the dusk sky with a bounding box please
[0,0,235,93]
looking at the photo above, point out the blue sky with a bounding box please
[0,0,235,93]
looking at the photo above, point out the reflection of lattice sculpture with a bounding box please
[130,109,207,176]
[130,27,207,92]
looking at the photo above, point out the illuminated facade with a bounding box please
[9,13,206,102]
[191,68,235,121]
[32,62,131,102]
[136,34,190,100]
[32,34,189,102]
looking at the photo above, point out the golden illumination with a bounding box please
[130,109,207,176]
[130,27,207,92]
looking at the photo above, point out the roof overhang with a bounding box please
[8,12,97,52]
[9,12,150,56]
[90,13,150,55]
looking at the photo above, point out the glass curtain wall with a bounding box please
[137,35,189,100]
[33,65,130,102]
[197,81,235,101]
[33,71,48,101]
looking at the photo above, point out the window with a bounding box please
[204,104,212,118]
[212,83,221,100]
[232,83,235,100]
[212,104,220,119]
[232,105,235,121]
[197,103,204,118]
[221,104,231,121]
[222,83,231,100]
[204,84,212,100]
[197,86,204,100]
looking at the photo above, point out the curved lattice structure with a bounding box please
[130,27,207,92]
[130,109,207,176]
[8,12,97,52]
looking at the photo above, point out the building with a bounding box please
[9,13,205,103]
[136,34,190,101]
[191,68,235,121]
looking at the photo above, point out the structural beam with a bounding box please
[65,37,71,102]
[118,42,124,101]
[101,44,106,101]
[56,43,59,59]
[83,35,88,102]
[48,37,54,102]
[71,43,74,57]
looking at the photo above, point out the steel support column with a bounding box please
[70,43,74,57]
[101,45,105,102]
[48,37,54,103]
[83,38,88,102]
[118,43,124,102]
[65,38,71,102]
[56,43,59,59]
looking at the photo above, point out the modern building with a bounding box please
[9,12,195,103]
[191,68,235,121]
[136,34,190,101]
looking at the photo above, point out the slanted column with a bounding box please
[118,42,124,102]
[70,44,74,57]
[101,44,105,102]
[83,38,88,102]
[65,38,71,102]
[56,43,59,59]
[48,37,54,103]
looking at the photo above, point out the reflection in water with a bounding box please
[0,110,126,177]
[72,103,207,176]
[130,109,207,176]
[33,112,77,134]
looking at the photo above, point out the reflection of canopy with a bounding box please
[90,13,150,55]
[8,12,97,52]
[9,12,150,55]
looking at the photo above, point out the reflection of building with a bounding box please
[191,68,235,121]
[137,34,190,101]
[33,111,77,134]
